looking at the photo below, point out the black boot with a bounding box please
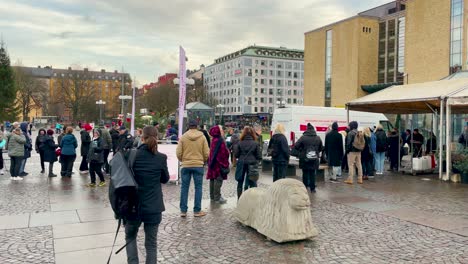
[48,163,57,177]
[237,188,242,200]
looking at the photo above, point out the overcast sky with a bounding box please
[1,0,389,85]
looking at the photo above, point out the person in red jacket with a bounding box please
[207,125,230,204]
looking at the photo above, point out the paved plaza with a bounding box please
[1,132,468,263]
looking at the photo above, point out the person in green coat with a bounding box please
[7,128,26,180]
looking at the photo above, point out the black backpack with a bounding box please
[107,150,138,263]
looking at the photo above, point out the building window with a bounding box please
[254,107,258,112]
[378,22,386,84]
[269,98,273,103]
[269,89,273,95]
[287,80,292,86]
[260,107,264,112]
[450,0,464,74]
[260,98,265,103]
[293,98,297,104]
[397,17,406,83]
[269,79,273,85]
[386,19,396,82]
[260,69,265,75]
[261,88,265,94]
[277,71,282,77]
[277,80,282,86]
[325,30,332,107]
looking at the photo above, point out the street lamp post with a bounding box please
[96,100,106,125]
[216,104,225,125]
[118,95,132,125]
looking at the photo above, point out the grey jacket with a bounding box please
[7,133,26,157]
[99,128,112,150]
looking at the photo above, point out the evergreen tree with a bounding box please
[0,41,18,122]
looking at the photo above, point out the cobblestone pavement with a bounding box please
[0,130,467,263]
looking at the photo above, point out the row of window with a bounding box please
[207,58,304,74]
[247,97,300,104]
[52,72,125,81]
[254,79,301,86]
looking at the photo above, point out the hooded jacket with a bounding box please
[80,130,91,156]
[60,134,78,156]
[234,135,262,165]
[267,133,290,165]
[176,129,209,168]
[294,128,323,170]
[324,122,343,167]
[346,121,361,153]
[20,122,32,158]
[35,129,48,151]
[7,132,26,157]
[207,126,230,180]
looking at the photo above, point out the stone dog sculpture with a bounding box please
[234,178,318,243]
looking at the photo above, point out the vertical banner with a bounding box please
[130,86,136,136]
[178,46,187,139]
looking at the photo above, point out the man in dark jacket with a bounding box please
[109,125,120,153]
[411,129,424,157]
[79,124,92,173]
[458,125,468,148]
[325,122,343,181]
[117,126,134,152]
[98,126,112,174]
[293,123,323,192]
[345,121,363,184]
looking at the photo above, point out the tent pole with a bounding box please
[398,120,401,172]
[445,99,451,181]
[439,99,444,179]
[346,106,350,124]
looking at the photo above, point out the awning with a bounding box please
[347,78,468,114]
[361,82,401,93]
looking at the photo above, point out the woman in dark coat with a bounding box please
[293,123,323,192]
[207,125,230,203]
[125,126,169,264]
[86,130,105,187]
[267,123,290,182]
[426,132,437,155]
[43,130,58,177]
[388,130,401,171]
[79,124,92,173]
[35,128,47,174]
[361,127,373,180]
[324,122,344,181]
[234,126,262,199]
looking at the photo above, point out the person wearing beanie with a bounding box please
[43,129,58,177]
[86,130,105,187]
[293,123,323,192]
[35,128,48,174]
[116,125,134,152]
[325,122,344,181]
[79,124,92,174]
[345,121,364,184]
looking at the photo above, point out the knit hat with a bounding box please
[47,129,54,136]
[332,122,339,131]
[307,123,314,130]
[83,124,93,131]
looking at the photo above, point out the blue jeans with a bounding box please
[20,158,27,174]
[180,167,204,213]
[374,152,385,173]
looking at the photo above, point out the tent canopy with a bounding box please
[185,102,213,111]
[347,78,468,114]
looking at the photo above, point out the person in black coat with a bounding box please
[117,126,134,152]
[43,129,58,177]
[79,124,92,173]
[325,122,343,181]
[267,123,290,182]
[425,132,437,155]
[388,130,401,171]
[125,126,169,264]
[234,126,262,198]
[294,123,323,192]
[109,125,120,153]
[35,128,47,174]
[200,125,211,147]
[86,130,105,187]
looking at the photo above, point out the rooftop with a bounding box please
[212,45,304,65]
[14,66,131,80]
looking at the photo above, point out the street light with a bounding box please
[96,100,106,125]
[216,103,225,125]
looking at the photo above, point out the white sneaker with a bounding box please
[0,169,4,175]
[11,177,15,180]
[16,177,23,181]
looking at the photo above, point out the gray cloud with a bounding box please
[1,0,389,83]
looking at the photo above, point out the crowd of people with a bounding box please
[1,118,466,264]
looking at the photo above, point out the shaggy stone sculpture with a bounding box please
[234,178,318,243]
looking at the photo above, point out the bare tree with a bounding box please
[55,72,96,121]
[14,67,48,121]
[143,84,179,118]
[187,78,218,107]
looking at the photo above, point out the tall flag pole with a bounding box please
[178,46,187,139]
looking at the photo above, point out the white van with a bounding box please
[270,106,391,146]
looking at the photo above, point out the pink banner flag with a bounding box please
[178,46,187,139]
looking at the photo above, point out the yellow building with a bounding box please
[17,66,131,122]
[304,0,466,107]
[304,15,380,107]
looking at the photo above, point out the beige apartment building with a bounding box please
[304,0,465,107]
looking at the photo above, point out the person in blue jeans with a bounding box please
[176,120,209,218]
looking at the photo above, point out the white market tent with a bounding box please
[347,77,468,180]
